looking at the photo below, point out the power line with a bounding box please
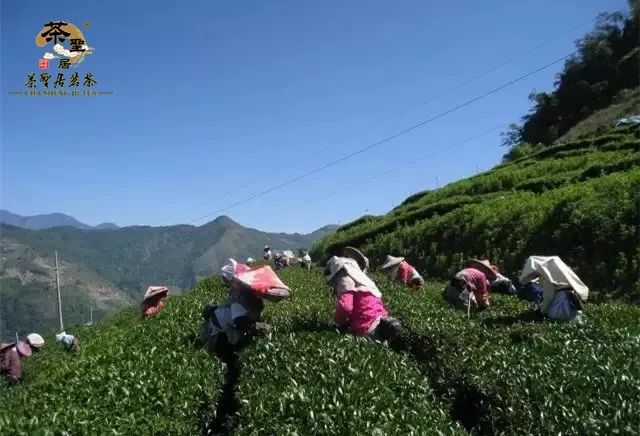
[259,123,505,225]
[159,19,591,227]
[185,52,574,226]
[306,17,592,157]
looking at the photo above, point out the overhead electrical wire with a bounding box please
[259,123,505,225]
[156,18,591,227]
[184,51,575,226]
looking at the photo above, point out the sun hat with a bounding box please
[16,341,32,357]
[323,256,381,298]
[282,250,295,259]
[0,342,16,352]
[221,259,250,282]
[324,256,350,282]
[381,255,404,270]
[464,259,497,281]
[143,286,169,301]
[342,247,369,271]
[55,332,66,342]
[26,333,44,349]
[232,265,291,301]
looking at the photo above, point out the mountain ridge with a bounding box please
[0,216,336,335]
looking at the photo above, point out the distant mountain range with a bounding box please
[0,210,119,230]
[0,211,337,336]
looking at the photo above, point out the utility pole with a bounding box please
[55,251,64,331]
[90,305,93,325]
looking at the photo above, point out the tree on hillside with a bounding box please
[503,2,639,154]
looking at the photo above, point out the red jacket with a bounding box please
[396,261,424,287]
[141,295,167,318]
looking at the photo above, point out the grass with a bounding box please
[2,267,639,435]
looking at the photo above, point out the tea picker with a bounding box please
[201,261,291,363]
[140,286,169,319]
[0,341,21,384]
[300,252,312,270]
[55,331,80,352]
[442,259,496,313]
[324,247,403,341]
[519,256,588,322]
[380,255,425,291]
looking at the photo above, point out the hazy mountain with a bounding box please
[0,215,336,335]
[94,222,120,230]
[0,210,92,230]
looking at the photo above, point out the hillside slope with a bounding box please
[0,216,335,335]
[311,123,640,301]
[1,268,639,434]
[0,238,132,334]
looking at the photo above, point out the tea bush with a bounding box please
[311,126,640,300]
[380,277,640,435]
[1,268,639,434]
[0,278,228,434]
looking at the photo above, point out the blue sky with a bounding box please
[1,0,628,233]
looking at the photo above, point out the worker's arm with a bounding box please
[474,279,490,308]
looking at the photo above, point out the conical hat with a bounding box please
[464,259,497,281]
[16,341,32,357]
[323,256,382,298]
[232,265,291,301]
[342,247,369,271]
[0,342,16,351]
[26,333,44,348]
[143,286,169,301]
[381,255,404,270]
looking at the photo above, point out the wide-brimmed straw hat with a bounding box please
[342,247,369,271]
[1,341,16,351]
[464,259,497,281]
[26,333,44,349]
[282,250,295,259]
[381,255,404,270]
[16,340,32,357]
[143,286,169,301]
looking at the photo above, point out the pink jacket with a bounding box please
[457,267,489,307]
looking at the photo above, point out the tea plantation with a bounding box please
[1,267,639,435]
[311,124,640,302]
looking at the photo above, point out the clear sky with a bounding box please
[1,0,628,233]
